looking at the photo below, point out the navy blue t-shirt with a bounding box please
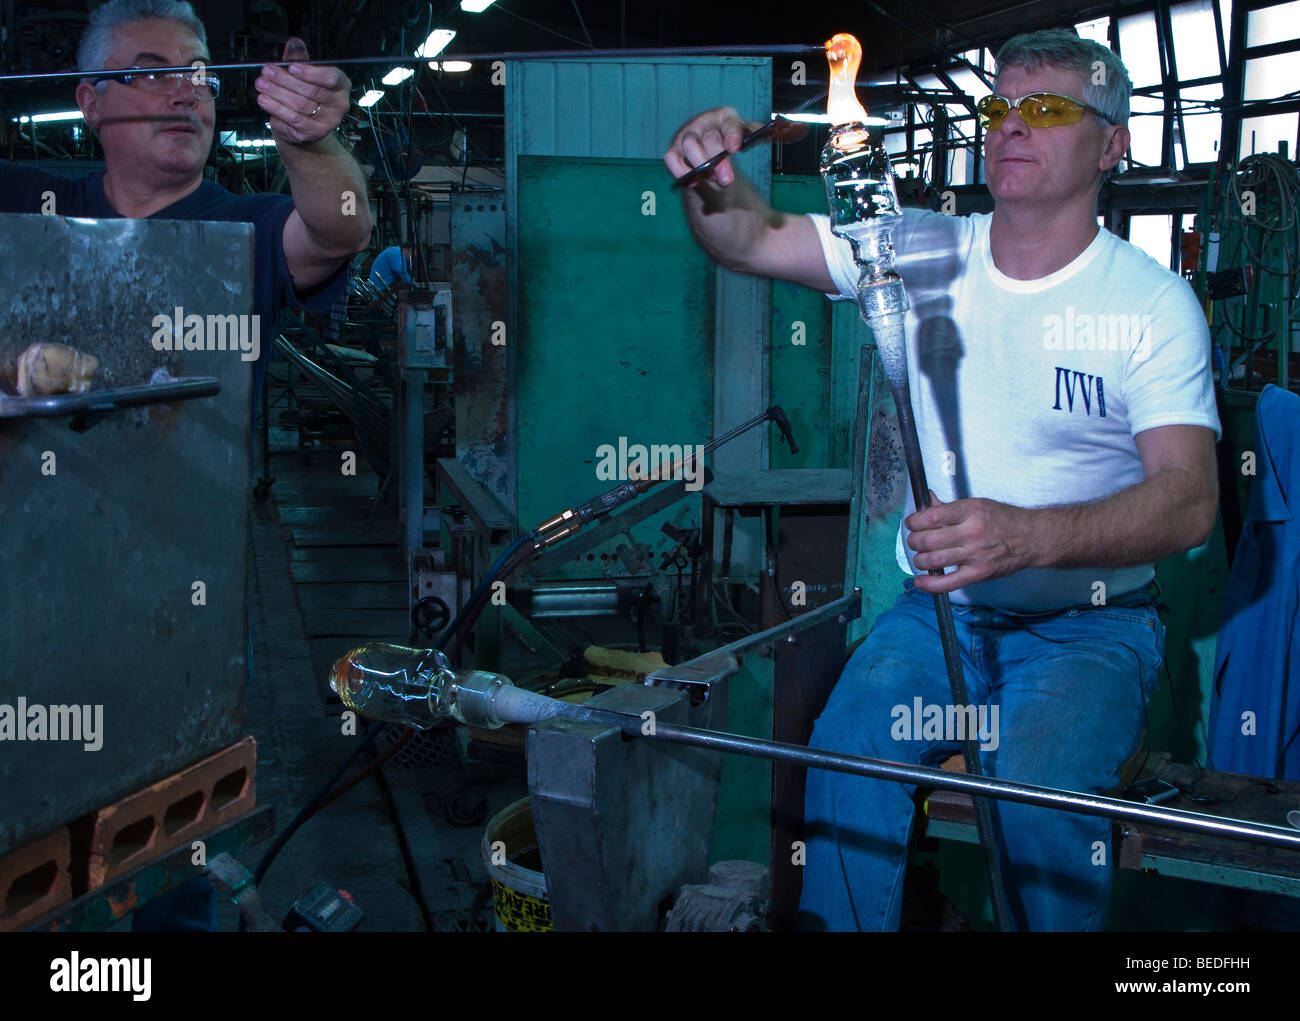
[0,163,348,343]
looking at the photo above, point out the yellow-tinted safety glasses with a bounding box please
[977,92,1117,130]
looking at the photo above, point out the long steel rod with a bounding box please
[887,369,1016,929]
[0,44,825,84]
[549,702,1300,853]
[0,376,220,418]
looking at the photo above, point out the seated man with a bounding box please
[665,28,1219,930]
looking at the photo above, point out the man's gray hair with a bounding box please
[994,29,1132,126]
[77,0,208,83]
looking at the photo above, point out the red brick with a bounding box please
[0,826,72,931]
[85,736,257,888]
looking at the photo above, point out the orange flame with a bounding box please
[825,33,870,128]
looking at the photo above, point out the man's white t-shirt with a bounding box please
[810,209,1221,612]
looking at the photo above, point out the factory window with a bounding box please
[1246,0,1300,46]
[1239,112,1299,156]
[948,152,970,187]
[1128,94,1167,167]
[1119,11,1163,88]
[1075,16,1111,45]
[961,47,995,73]
[1243,52,1297,101]
[906,127,932,186]
[1171,1,1221,80]
[1218,0,1234,51]
[1129,214,1177,268]
[1177,84,1224,163]
[949,67,985,106]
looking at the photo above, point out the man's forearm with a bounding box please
[1022,467,1218,569]
[682,166,783,274]
[681,168,834,291]
[278,134,371,255]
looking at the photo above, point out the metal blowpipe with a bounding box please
[0,44,824,85]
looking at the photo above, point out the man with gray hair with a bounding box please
[0,0,371,350]
[665,28,1219,929]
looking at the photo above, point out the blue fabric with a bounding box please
[1208,384,1300,779]
[369,245,411,289]
[800,580,1165,931]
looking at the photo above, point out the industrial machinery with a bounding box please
[330,603,1300,931]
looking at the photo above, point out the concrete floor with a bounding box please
[213,424,527,932]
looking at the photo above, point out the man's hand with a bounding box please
[905,492,1034,594]
[664,107,761,188]
[265,36,371,292]
[663,107,833,291]
[257,38,349,146]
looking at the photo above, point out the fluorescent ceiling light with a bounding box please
[11,109,84,124]
[358,90,385,108]
[234,138,276,148]
[415,29,456,59]
[382,67,414,86]
[460,0,495,11]
[428,61,472,72]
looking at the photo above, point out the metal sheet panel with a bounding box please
[0,213,252,854]
[528,683,720,931]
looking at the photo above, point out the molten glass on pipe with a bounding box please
[819,33,907,325]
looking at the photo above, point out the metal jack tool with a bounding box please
[671,114,816,191]
[819,34,1016,930]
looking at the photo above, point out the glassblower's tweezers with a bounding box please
[670,117,794,190]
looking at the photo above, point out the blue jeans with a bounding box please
[799,580,1165,931]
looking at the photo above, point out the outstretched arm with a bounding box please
[665,106,834,292]
[257,38,373,294]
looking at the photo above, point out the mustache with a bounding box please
[96,112,206,130]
